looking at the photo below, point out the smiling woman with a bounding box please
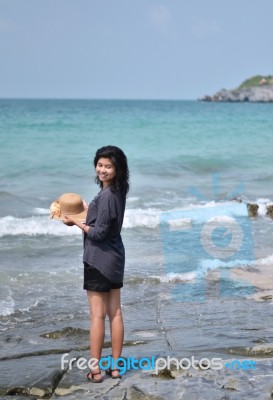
[63,145,130,382]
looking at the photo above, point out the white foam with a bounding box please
[251,198,273,216]
[150,272,196,283]
[0,216,80,237]
[256,254,273,265]
[0,201,252,236]
[168,218,192,231]
[126,197,140,202]
[124,201,248,229]
[123,208,160,229]
[0,295,15,316]
[18,299,39,313]
[197,258,252,276]
[33,207,50,215]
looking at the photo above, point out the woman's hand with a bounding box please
[62,215,76,226]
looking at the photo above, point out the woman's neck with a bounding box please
[102,179,114,189]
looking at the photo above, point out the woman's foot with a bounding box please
[87,369,103,383]
[106,368,121,379]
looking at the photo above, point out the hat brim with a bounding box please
[50,200,87,223]
[51,210,87,223]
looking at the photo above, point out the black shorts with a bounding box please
[83,263,123,292]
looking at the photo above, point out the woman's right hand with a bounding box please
[62,215,75,226]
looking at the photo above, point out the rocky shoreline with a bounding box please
[199,85,273,103]
[2,291,273,399]
[1,344,273,399]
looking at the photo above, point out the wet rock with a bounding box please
[266,205,273,218]
[126,386,165,399]
[54,363,119,398]
[253,338,268,344]
[247,203,259,217]
[248,344,273,356]
[260,295,273,301]
[151,367,175,379]
[229,343,273,356]
[105,384,167,400]
[221,378,240,391]
[0,351,80,398]
[0,397,37,400]
[40,327,89,340]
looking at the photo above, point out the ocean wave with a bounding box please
[123,208,160,229]
[33,207,50,215]
[149,272,196,283]
[195,253,273,278]
[145,258,256,286]
[252,198,273,216]
[197,258,254,276]
[126,197,141,203]
[0,201,252,236]
[0,295,15,316]
[256,253,273,265]
[0,216,80,237]
[0,295,41,317]
[124,201,249,229]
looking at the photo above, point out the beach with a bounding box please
[1,99,273,399]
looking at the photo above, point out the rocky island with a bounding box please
[199,75,273,102]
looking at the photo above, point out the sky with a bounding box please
[0,0,273,100]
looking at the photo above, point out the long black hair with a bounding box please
[94,145,130,197]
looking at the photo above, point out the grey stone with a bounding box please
[229,343,273,356]
[0,351,80,398]
[266,205,273,218]
[247,203,259,217]
[0,397,38,400]
[199,85,273,103]
[220,378,240,391]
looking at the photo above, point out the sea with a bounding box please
[1,99,273,390]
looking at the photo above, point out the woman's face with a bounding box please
[96,157,116,187]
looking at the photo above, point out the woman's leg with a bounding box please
[106,288,124,376]
[86,290,107,380]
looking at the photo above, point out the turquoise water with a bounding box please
[1,99,273,360]
[1,99,273,206]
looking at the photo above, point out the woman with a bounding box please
[63,145,129,383]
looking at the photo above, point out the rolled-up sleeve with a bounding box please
[86,192,117,242]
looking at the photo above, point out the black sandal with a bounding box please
[87,370,103,383]
[105,368,121,379]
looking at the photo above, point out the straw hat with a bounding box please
[50,193,87,222]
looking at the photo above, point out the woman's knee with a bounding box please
[107,307,123,321]
[90,309,107,320]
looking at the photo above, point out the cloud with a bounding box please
[192,16,222,38]
[150,4,178,38]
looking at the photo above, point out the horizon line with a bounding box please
[0,97,196,101]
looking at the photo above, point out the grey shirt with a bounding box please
[83,187,126,283]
